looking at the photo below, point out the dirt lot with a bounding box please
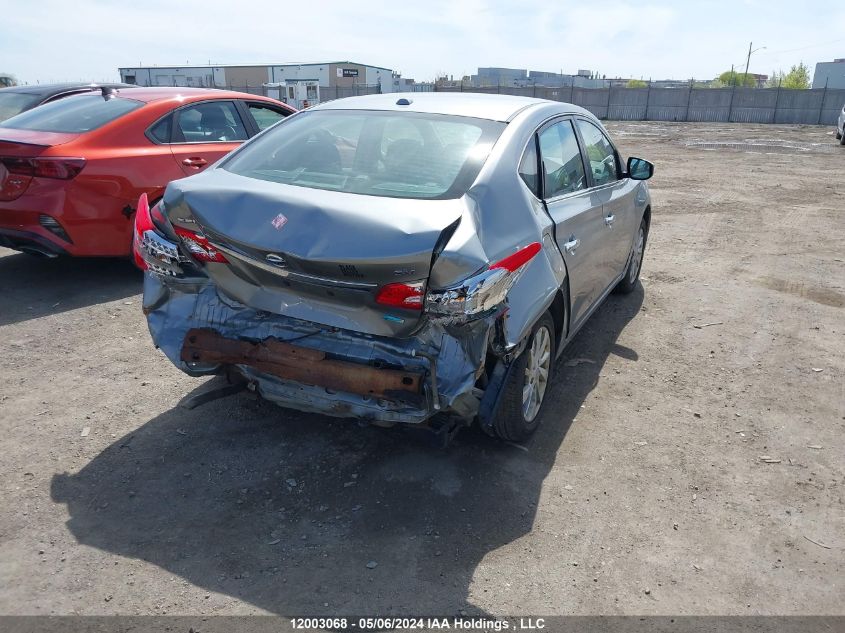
[0,122,843,618]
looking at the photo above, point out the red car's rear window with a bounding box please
[0,94,142,134]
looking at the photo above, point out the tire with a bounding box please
[840,129,845,146]
[492,312,556,442]
[836,128,842,140]
[615,217,648,294]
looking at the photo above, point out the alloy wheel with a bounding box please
[629,226,645,284]
[522,325,552,422]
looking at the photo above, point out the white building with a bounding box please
[118,61,395,92]
[813,59,845,89]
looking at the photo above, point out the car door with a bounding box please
[573,118,639,283]
[534,118,608,328]
[169,100,249,176]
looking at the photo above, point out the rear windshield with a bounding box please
[0,94,143,133]
[0,93,41,122]
[221,110,506,200]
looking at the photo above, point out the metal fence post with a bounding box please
[818,78,828,125]
[728,82,736,122]
[685,80,693,122]
[773,78,782,124]
[644,80,651,121]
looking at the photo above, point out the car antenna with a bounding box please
[100,86,117,100]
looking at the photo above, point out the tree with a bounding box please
[626,79,648,88]
[782,63,810,89]
[717,70,757,88]
[766,70,785,88]
[0,72,18,88]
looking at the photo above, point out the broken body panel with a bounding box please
[140,94,651,428]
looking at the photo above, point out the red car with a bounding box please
[0,87,295,257]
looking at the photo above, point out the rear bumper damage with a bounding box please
[143,274,496,424]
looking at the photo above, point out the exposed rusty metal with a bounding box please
[180,328,422,400]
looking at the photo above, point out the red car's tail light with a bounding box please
[375,281,425,310]
[425,242,542,320]
[1,157,86,180]
[174,226,229,263]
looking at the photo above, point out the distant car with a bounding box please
[0,82,136,122]
[837,103,845,145]
[0,87,295,257]
[135,93,654,441]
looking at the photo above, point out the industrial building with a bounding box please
[813,59,845,89]
[118,61,395,93]
[468,67,608,88]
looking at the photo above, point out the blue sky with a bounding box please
[1,0,843,84]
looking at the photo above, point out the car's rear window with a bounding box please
[0,94,143,133]
[0,93,41,122]
[221,110,505,200]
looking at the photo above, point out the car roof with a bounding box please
[101,87,274,104]
[0,82,135,97]
[311,92,586,122]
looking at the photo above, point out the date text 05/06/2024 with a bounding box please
[289,616,546,630]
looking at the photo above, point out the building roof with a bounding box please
[313,92,561,122]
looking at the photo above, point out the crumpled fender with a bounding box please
[500,232,567,351]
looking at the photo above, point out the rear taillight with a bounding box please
[1,157,86,180]
[425,242,542,320]
[174,226,229,263]
[133,193,154,269]
[133,193,186,276]
[375,281,425,310]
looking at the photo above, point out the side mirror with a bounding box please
[627,156,654,180]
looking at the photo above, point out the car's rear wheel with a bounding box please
[840,128,845,146]
[836,128,843,140]
[492,312,556,442]
[614,218,647,294]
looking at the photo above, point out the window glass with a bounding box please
[518,137,540,196]
[0,93,40,122]
[575,119,618,186]
[222,110,505,200]
[176,101,248,142]
[538,120,586,198]
[148,115,172,143]
[0,94,142,133]
[248,103,288,131]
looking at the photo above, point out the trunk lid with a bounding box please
[0,129,79,201]
[163,170,464,337]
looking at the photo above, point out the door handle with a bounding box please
[605,214,616,227]
[182,157,208,168]
[563,237,580,254]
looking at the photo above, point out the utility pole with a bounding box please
[744,41,753,84]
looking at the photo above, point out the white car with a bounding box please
[837,103,845,145]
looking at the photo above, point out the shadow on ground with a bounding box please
[51,287,643,616]
[0,251,141,326]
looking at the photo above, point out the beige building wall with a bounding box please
[328,63,368,88]
[222,66,272,88]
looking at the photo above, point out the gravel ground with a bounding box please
[0,122,843,618]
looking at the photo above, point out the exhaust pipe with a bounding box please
[18,246,59,259]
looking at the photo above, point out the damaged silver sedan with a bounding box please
[135,93,654,441]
